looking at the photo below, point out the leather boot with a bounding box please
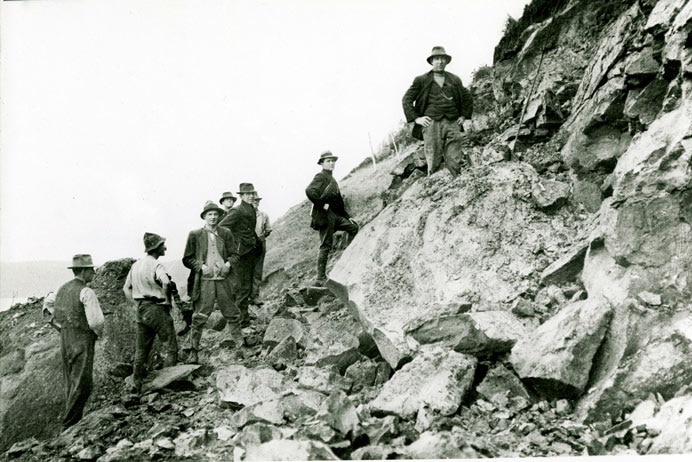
[315,249,329,286]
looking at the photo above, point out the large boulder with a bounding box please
[510,297,613,398]
[630,394,692,454]
[330,162,581,368]
[303,307,362,373]
[216,365,286,407]
[369,346,476,418]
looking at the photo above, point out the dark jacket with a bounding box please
[218,201,258,257]
[402,70,473,140]
[182,226,239,301]
[305,170,349,230]
[54,278,91,332]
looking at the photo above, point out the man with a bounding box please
[305,151,358,286]
[219,183,260,324]
[402,46,473,176]
[219,191,237,218]
[42,254,105,428]
[250,195,272,305]
[183,201,242,364]
[123,233,178,394]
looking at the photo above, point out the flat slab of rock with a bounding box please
[216,365,285,407]
[369,346,476,418]
[245,439,339,461]
[476,364,531,403]
[263,318,306,349]
[142,365,200,393]
[405,311,527,357]
[303,310,361,372]
[296,366,352,394]
[231,399,284,427]
[510,297,612,398]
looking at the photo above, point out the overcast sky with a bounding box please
[0,0,529,264]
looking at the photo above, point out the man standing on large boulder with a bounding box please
[305,151,358,286]
[42,254,105,428]
[183,201,242,364]
[402,46,473,175]
[219,183,260,325]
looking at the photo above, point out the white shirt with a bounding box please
[123,254,170,301]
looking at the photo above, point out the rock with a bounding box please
[231,423,284,447]
[370,346,476,418]
[572,180,602,213]
[263,318,306,350]
[303,309,361,373]
[141,364,200,393]
[108,362,133,378]
[405,431,479,459]
[231,399,285,427]
[540,245,589,286]
[283,289,305,307]
[405,311,527,357]
[510,297,613,398]
[624,78,669,125]
[280,388,325,422]
[216,365,286,407]
[266,336,298,370]
[299,287,332,306]
[204,311,227,331]
[358,415,399,445]
[415,405,434,432]
[476,364,531,404]
[630,394,692,454]
[316,390,359,436]
[244,439,339,461]
[76,445,104,460]
[4,438,39,458]
[0,349,25,376]
[532,179,571,210]
[474,141,510,165]
[624,47,660,80]
[351,445,395,460]
[645,0,681,32]
[637,291,662,306]
[173,429,211,458]
[344,358,378,391]
[511,298,541,318]
[296,366,352,394]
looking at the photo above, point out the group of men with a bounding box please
[42,45,472,428]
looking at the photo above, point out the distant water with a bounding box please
[0,297,29,312]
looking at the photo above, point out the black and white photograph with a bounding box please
[1,0,691,460]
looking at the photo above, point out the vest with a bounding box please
[424,80,460,120]
[54,278,90,331]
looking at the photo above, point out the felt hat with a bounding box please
[317,150,339,165]
[219,191,237,204]
[237,183,257,195]
[68,254,95,269]
[200,200,224,219]
[427,46,452,64]
[143,232,166,252]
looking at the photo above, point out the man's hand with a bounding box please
[415,116,433,127]
[323,204,330,210]
[456,116,466,126]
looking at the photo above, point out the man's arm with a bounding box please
[402,75,424,123]
[305,173,329,205]
[263,212,272,237]
[154,263,172,304]
[182,231,202,271]
[80,288,105,338]
[42,291,56,316]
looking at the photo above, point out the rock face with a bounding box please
[510,298,613,398]
[369,346,476,418]
[330,162,580,368]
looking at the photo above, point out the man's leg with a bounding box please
[152,305,178,367]
[316,217,335,284]
[422,121,444,175]
[132,317,156,393]
[61,328,95,428]
[333,215,359,246]
[234,253,256,324]
[251,242,266,303]
[216,279,244,346]
[442,119,466,176]
[187,279,215,363]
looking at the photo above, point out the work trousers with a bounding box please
[60,326,96,428]
[251,241,266,301]
[189,278,241,350]
[133,301,178,390]
[421,118,465,175]
[233,252,257,320]
[319,213,359,254]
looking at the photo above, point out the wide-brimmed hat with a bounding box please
[317,150,339,165]
[237,183,257,195]
[427,46,452,64]
[143,232,166,252]
[68,254,95,269]
[200,200,224,219]
[219,191,237,204]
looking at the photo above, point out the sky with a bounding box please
[0,0,530,264]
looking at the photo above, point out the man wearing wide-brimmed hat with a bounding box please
[402,46,473,176]
[219,183,260,324]
[42,254,105,427]
[219,191,237,218]
[123,233,179,394]
[305,151,359,286]
[182,201,243,364]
